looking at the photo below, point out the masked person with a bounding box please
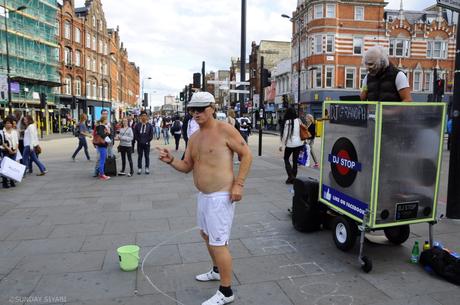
[360,45,412,102]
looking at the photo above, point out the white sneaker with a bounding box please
[202,290,234,305]
[195,269,221,282]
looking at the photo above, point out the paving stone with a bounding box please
[80,211,130,224]
[179,240,251,264]
[0,270,42,304]
[429,290,460,305]
[136,229,203,247]
[360,270,459,299]
[64,294,177,305]
[103,219,169,234]
[9,237,84,257]
[6,225,53,241]
[48,223,104,238]
[232,255,295,284]
[130,207,191,220]
[32,270,136,303]
[0,240,20,256]
[120,202,152,211]
[16,251,105,274]
[167,216,197,231]
[0,256,22,275]
[81,233,136,251]
[373,296,443,305]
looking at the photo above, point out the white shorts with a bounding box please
[197,192,235,246]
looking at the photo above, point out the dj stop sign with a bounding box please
[328,137,362,187]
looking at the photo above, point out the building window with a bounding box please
[389,39,410,57]
[427,40,447,59]
[86,81,91,97]
[355,6,364,21]
[92,82,97,98]
[92,58,96,72]
[75,78,81,96]
[64,47,72,65]
[64,21,71,40]
[413,71,422,92]
[75,28,81,43]
[353,37,363,55]
[86,56,91,70]
[104,42,108,55]
[345,68,356,88]
[307,7,313,22]
[326,4,336,18]
[56,20,60,36]
[424,71,433,92]
[65,77,72,95]
[326,35,335,53]
[92,16,96,28]
[360,68,367,88]
[325,66,334,88]
[99,85,103,99]
[86,33,91,48]
[99,40,103,53]
[315,35,322,54]
[75,50,81,66]
[314,4,323,19]
[313,66,322,88]
[92,36,97,51]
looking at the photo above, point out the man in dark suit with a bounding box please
[134,111,154,175]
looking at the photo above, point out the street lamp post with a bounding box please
[282,14,303,115]
[141,76,152,109]
[2,1,27,114]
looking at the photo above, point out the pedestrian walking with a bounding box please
[1,117,19,188]
[237,116,251,143]
[134,111,154,175]
[71,113,92,161]
[279,107,303,184]
[154,114,162,140]
[23,115,47,176]
[170,117,183,151]
[157,92,253,305]
[305,114,319,168]
[93,116,111,181]
[162,116,172,145]
[93,109,111,177]
[117,117,134,177]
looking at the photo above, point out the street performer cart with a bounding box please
[313,101,445,272]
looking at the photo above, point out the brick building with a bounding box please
[288,0,455,117]
[57,0,139,124]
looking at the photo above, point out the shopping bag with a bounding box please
[0,156,26,182]
[297,144,311,167]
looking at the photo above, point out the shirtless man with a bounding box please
[157,92,252,305]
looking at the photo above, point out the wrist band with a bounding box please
[167,156,174,165]
[234,181,244,187]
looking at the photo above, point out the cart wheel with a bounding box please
[332,216,358,251]
[384,225,410,245]
[361,256,372,273]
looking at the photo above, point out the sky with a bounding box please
[73,0,435,106]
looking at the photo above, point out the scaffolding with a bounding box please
[0,0,59,106]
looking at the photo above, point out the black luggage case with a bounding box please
[104,156,117,176]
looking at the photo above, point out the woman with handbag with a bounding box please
[305,114,319,168]
[1,117,19,188]
[23,115,47,176]
[116,117,134,177]
[279,108,303,184]
[93,116,111,181]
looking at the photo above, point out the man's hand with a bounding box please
[230,183,243,202]
[156,147,173,164]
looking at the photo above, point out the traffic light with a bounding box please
[71,96,77,109]
[262,68,271,88]
[39,93,47,109]
[142,93,148,107]
[179,91,184,101]
[188,83,193,101]
[193,73,201,89]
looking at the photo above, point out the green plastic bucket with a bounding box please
[117,245,140,271]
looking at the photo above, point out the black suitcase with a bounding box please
[104,156,117,176]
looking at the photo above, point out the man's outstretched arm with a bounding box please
[156,144,193,173]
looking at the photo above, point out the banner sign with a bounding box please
[322,184,368,219]
[330,103,368,126]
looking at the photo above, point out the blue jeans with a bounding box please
[162,128,170,144]
[72,137,90,160]
[23,146,46,173]
[155,127,161,139]
[97,146,107,176]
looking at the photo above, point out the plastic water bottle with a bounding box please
[411,241,420,263]
[423,241,431,251]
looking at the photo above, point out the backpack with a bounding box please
[171,120,181,133]
[420,246,460,285]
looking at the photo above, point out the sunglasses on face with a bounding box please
[189,106,209,113]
